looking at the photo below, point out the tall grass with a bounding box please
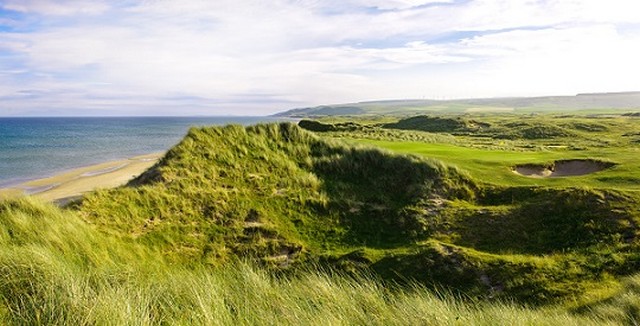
[47,123,640,304]
[1,258,611,325]
[2,122,640,324]
[0,198,618,325]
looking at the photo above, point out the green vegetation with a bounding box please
[3,118,640,324]
[3,198,630,325]
[383,115,486,133]
[275,91,640,117]
[301,114,640,190]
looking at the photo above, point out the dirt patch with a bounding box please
[513,159,615,178]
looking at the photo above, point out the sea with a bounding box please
[0,116,289,188]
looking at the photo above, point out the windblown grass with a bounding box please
[68,124,640,304]
[2,121,640,324]
[0,198,625,325]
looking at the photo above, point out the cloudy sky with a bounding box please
[1,0,639,116]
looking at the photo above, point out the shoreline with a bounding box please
[0,152,163,203]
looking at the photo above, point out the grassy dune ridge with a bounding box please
[2,121,640,323]
[79,123,640,298]
[0,198,638,325]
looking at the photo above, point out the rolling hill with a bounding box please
[74,123,640,303]
[274,91,640,117]
[3,122,640,323]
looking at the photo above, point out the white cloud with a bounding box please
[2,0,110,15]
[319,0,455,10]
[1,0,640,115]
[447,24,640,96]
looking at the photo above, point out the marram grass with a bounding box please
[2,120,640,324]
[69,123,640,304]
[0,198,623,325]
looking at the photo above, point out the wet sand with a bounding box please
[0,153,162,203]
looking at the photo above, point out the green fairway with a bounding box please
[354,139,640,190]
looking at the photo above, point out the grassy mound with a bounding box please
[379,115,584,140]
[0,199,640,325]
[0,197,637,325]
[3,122,640,323]
[79,123,474,264]
[383,115,485,133]
[298,119,364,132]
[73,123,640,304]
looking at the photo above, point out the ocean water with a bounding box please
[0,116,287,187]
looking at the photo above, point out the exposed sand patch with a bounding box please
[80,163,129,177]
[0,152,163,202]
[514,164,553,178]
[513,159,615,178]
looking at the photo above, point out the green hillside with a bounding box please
[3,122,640,324]
[274,92,640,117]
[66,124,640,301]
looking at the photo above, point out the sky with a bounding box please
[1,0,639,116]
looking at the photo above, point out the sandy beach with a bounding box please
[0,153,163,204]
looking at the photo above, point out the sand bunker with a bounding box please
[513,159,615,178]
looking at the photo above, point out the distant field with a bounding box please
[275,91,640,117]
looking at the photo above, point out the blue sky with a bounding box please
[1,0,639,116]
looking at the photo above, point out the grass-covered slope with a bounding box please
[3,198,626,325]
[382,115,491,133]
[383,115,582,139]
[73,123,640,304]
[78,123,474,265]
[3,122,640,323]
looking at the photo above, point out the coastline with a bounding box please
[0,152,163,204]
